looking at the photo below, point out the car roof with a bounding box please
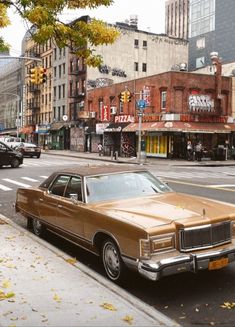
[55,165,147,177]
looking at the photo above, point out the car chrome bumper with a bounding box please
[138,245,235,281]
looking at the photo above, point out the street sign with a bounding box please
[137,99,146,109]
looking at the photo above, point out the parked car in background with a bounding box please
[0,141,23,168]
[15,166,235,283]
[14,142,41,158]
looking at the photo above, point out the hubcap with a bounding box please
[33,219,42,235]
[104,242,120,280]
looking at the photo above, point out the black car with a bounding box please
[0,141,23,168]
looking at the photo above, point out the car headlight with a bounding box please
[139,234,175,259]
[151,234,175,253]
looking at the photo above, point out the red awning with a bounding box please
[123,122,235,134]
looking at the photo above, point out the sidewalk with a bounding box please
[42,149,235,167]
[0,214,178,327]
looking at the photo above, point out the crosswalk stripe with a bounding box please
[0,184,12,191]
[2,178,31,188]
[21,177,39,182]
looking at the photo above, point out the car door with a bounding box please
[0,142,9,165]
[38,174,70,226]
[55,176,85,238]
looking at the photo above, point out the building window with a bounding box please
[53,87,56,100]
[54,48,57,60]
[143,40,147,48]
[53,67,56,78]
[196,37,205,49]
[142,63,147,72]
[134,39,139,48]
[62,84,65,98]
[161,91,167,110]
[59,65,61,78]
[63,63,65,75]
[62,105,65,116]
[58,85,61,99]
[134,62,138,71]
[196,56,205,68]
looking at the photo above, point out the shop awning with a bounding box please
[122,121,235,134]
[49,122,66,131]
[104,123,129,132]
[19,126,35,134]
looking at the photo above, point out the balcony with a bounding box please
[28,85,40,93]
[68,90,86,98]
[28,102,40,111]
[69,67,86,75]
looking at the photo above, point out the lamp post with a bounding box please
[0,92,21,138]
[137,99,146,164]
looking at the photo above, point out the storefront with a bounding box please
[122,121,235,159]
[49,122,70,150]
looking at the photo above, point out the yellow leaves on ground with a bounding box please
[53,294,62,303]
[122,315,134,325]
[221,302,235,309]
[1,279,11,289]
[0,289,15,301]
[65,257,77,265]
[100,302,117,311]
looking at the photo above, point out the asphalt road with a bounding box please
[1,154,235,326]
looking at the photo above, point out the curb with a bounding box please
[0,214,179,327]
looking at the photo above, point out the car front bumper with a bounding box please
[138,244,235,281]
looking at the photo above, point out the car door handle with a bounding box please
[39,198,43,202]
[58,204,63,208]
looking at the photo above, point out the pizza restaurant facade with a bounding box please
[86,71,235,159]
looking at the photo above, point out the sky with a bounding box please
[1,0,166,56]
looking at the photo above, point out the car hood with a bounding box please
[91,192,235,230]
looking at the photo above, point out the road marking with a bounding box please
[208,184,235,188]
[21,177,39,182]
[40,176,48,179]
[0,184,12,191]
[2,179,31,188]
[165,179,235,192]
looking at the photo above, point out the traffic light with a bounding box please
[120,91,126,103]
[120,90,132,103]
[126,90,132,102]
[30,68,38,84]
[38,67,47,84]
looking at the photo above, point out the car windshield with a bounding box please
[85,171,172,203]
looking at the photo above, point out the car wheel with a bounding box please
[32,218,44,236]
[36,154,41,158]
[11,158,20,168]
[102,238,127,283]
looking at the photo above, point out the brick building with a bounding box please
[86,70,235,159]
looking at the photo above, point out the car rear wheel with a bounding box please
[11,158,20,168]
[36,154,41,158]
[32,218,44,236]
[102,238,127,283]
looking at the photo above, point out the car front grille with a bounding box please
[179,221,231,252]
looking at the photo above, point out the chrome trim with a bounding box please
[179,221,231,252]
[138,244,235,281]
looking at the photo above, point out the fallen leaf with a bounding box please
[2,280,11,288]
[53,294,61,302]
[221,302,235,309]
[0,290,15,301]
[65,258,77,265]
[123,315,134,325]
[100,303,117,311]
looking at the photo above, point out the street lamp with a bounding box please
[0,92,21,138]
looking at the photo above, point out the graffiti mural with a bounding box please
[121,133,136,157]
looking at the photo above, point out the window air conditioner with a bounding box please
[90,111,96,118]
[110,106,117,115]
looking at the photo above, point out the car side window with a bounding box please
[0,143,6,151]
[64,176,82,201]
[50,175,70,196]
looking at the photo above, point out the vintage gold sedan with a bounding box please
[15,166,235,283]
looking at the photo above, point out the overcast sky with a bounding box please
[1,0,166,56]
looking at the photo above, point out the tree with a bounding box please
[0,0,120,66]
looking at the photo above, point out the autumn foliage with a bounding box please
[0,0,120,66]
